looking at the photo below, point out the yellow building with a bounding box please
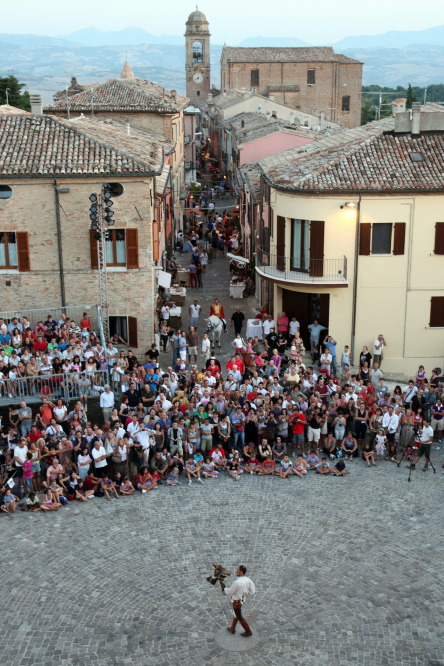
[247,106,444,375]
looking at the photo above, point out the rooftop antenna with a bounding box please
[91,88,94,118]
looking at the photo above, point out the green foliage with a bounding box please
[405,82,417,109]
[361,81,444,124]
[361,99,376,125]
[0,75,31,111]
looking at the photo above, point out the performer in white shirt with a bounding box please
[224,565,256,637]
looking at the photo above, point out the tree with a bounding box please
[0,75,31,111]
[361,99,376,125]
[406,82,417,109]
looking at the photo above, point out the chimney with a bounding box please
[70,76,77,88]
[320,111,325,129]
[170,90,176,101]
[412,101,421,135]
[207,93,213,101]
[127,123,130,135]
[30,94,43,116]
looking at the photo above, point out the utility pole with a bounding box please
[379,92,382,120]
[424,87,427,105]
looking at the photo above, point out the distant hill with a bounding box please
[332,24,444,50]
[0,33,82,47]
[56,27,185,47]
[237,36,311,47]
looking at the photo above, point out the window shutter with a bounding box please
[359,223,371,255]
[128,316,138,347]
[126,229,139,269]
[89,230,98,269]
[309,220,325,277]
[393,222,406,255]
[16,232,30,271]
[434,222,444,255]
[153,222,159,262]
[276,215,285,271]
[430,297,444,327]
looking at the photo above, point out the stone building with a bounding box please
[220,46,363,128]
[0,109,173,354]
[185,9,211,107]
[43,77,189,231]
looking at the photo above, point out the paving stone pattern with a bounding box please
[2,205,444,665]
[2,460,444,666]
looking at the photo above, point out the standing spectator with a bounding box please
[187,262,198,288]
[307,320,326,354]
[201,332,211,363]
[277,311,289,341]
[323,335,338,376]
[373,334,387,368]
[231,307,245,336]
[189,300,201,329]
[100,384,115,424]
[18,401,32,437]
[186,328,199,365]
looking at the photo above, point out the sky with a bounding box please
[2,0,444,44]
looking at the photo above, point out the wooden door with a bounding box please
[282,289,310,347]
[276,215,285,272]
[309,220,324,277]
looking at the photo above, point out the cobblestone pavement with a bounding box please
[2,458,444,666]
[3,209,444,666]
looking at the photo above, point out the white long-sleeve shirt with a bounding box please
[382,412,399,434]
[100,391,115,408]
[224,576,256,602]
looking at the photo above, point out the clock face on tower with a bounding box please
[193,72,203,83]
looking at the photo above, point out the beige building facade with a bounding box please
[249,110,444,375]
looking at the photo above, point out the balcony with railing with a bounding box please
[256,247,348,285]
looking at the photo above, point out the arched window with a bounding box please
[192,42,203,63]
[342,96,350,112]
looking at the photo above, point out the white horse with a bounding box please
[205,315,224,348]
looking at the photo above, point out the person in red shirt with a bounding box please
[33,336,48,352]
[245,457,260,474]
[260,454,274,475]
[28,425,42,443]
[291,408,307,457]
[207,359,221,377]
[80,313,92,331]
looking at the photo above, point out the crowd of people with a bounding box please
[2,227,444,515]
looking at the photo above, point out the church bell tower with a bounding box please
[185,8,211,106]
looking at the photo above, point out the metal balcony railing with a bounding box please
[256,247,348,283]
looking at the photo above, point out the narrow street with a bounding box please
[170,199,259,364]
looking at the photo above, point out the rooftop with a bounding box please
[391,98,407,104]
[222,46,362,65]
[204,88,302,113]
[0,113,173,177]
[221,112,322,146]
[0,104,32,116]
[44,78,189,114]
[258,116,444,193]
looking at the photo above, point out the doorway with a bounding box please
[282,289,330,348]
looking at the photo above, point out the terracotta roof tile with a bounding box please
[259,118,444,193]
[223,46,362,65]
[0,113,171,176]
[44,78,189,114]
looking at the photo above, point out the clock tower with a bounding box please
[185,8,211,106]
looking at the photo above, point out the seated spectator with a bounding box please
[341,432,358,460]
[362,442,377,467]
[293,454,308,477]
[333,459,347,476]
[259,454,274,475]
[316,457,331,475]
[276,455,292,479]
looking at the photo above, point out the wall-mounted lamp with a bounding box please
[340,202,356,209]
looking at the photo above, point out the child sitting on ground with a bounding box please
[202,457,218,478]
[120,476,135,496]
[167,466,180,486]
[307,451,319,470]
[316,457,331,475]
[332,459,347,476]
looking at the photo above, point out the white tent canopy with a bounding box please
[227,253,249,265]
